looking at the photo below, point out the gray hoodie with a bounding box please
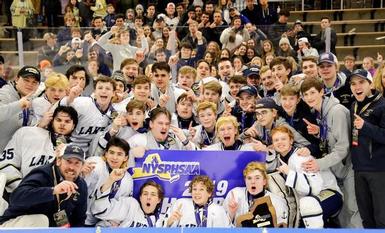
[0,84,35,152]
[316,95,351,178]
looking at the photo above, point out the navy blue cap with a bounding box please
[255,97,279,110]
[237,85,258,97]
[350,69,373,83]
[62,144,85,162]
[244,66,260,77]
[318,52,337,65]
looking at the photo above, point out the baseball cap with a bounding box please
[255,97,279,110]
[244,66,260,77]
[237,85,258,97]
[318,52,337,65]
[298,37,309,44]
[18,65,41,82]
[350,69,373,83]
[295,19,302,25]
[111,71,127,86]
[71,37,82,44]
[62,144,85,162]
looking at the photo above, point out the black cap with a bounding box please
[62,144,85,162]
[255,97,279,110]
[17,66,41,82]
[237,85,258,97]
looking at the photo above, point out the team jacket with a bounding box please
[164,198,231,227]
[0,127,55,193]
[0,163,87,227]
[223,187,288,226]
[84,156,133,226]
[350,92,385,171]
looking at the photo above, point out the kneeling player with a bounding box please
[165,175,231,227]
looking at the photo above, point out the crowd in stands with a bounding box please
[0,0,385,229]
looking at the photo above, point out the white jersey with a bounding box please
[112,96,131,113]
[223,187,288,226]
[191,125,218,149]
[85,156,133,225]
[150,84,185,114]
[284,150,342,197]
[60,96,114,155]
[88,125,140,157]
[128,131,196,167]
[164,198,231,227]
[31,95,51,123]
[0,127,55,192]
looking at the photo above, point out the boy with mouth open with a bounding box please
[165,175,231,227]
[60,76,116,156]
[223,162,288,227]
[349,69,385,228]
[90,99,147,158]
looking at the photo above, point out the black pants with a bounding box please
[355,171,385,228]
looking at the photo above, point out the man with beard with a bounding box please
[0,144,87,227]
[0,106,78,194]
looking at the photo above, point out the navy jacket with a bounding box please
[350,92,385,171]
[0,163,87,227]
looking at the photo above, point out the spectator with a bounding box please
[10,0,34,28]
[255,0,279,35]
[341,55,356,78]
[0,144,87,227]
[65,0,81,26]
[98,26,148,72]
[373,63,385,96]
[268,9,290,48]
[42,0,61,27]
[90,0,107,18]
[38,33,59,63]
[57,13,76,46]
[277,36,297,61]
[297,37,319,63]
[104,4,116,28]
[220,16,250,53]
[312,17,337,55]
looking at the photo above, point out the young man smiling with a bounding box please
[349,69,385,228]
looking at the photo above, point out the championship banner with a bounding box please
[130,150,266,212]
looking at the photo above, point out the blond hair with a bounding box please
[243,162,268,187]
[215,116,239,138]
[45,72,69,89]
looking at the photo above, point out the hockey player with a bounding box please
[89,99,147,157]
[60,76,116,155]
[223,162,288,227]
[119,180,166,227]
[85,137,133,226]
[243,97,310,149]
[128,107,196,160]
[165,175,231,227]
[271,126,343,228]
[32,72,69,124]
[0,106,78,193]
[189,101,218,149]
[203,116,256,151]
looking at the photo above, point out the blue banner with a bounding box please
[130,150,266,212]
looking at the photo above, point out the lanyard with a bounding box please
[52,166,71,211]
[145,213,159,227]
[201,128,214,146]
[262,123,274,145]
[109,179,123,200]
[246,189,265,211]
[22,109,30,126]
[353,94,381,116]
[194,203,208,227]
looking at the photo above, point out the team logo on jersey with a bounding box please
[132,153,200,183]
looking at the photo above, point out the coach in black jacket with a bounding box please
[350,69,385,228]
[0,145,87,227]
